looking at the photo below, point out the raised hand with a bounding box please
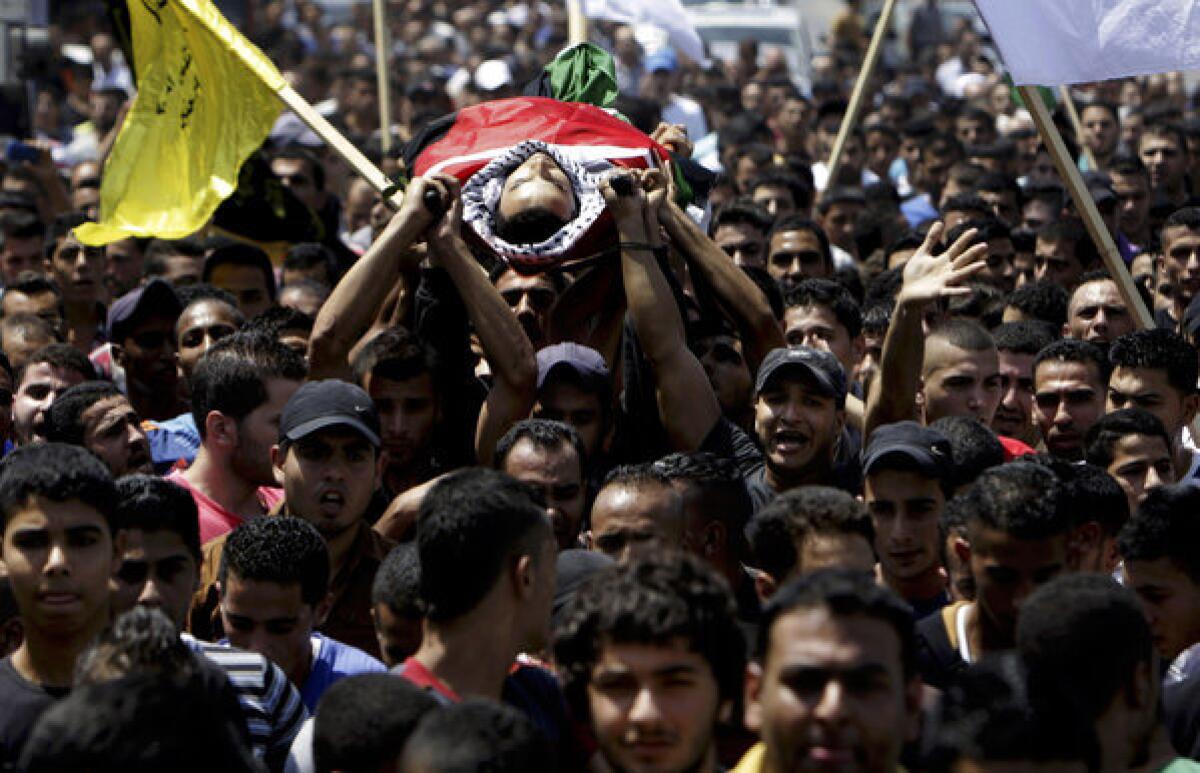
[650,122,693,159]
[600,168,652,239]
[897,221,989,307]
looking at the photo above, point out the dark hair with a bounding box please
[1107,152,1148,181]
[768,215,834,272]
[946,216,1010,248]
[43,381,123,448]
[959,462,1068,540]
[112,475,201,562]
[758,569,915,675]
[19,672,258,772]
[1033,338,1111,385]
[176,284,241,314]
[495,207,570,246]
[0,210,45,252]
[783,279,863,338]
[243,305,314,338]
[1006,281,1069,329]
[653,451,753,557]
[929,318,994,353]
[1080,100,1119,124]
[1060,462,1130,536]
[1085,408,1173,469]
[372,542,423,618]
[283,242,338,284]
[219,516,330,606]
[351,326,437,386]
[554,553,746,718]
[74,607,196,685]
[749,166,814,212]
[1109,328,1198,397]
[44,212,90,259]
[929,416,1005,492]
[1162,206,1200,247]
[1017,574,1152,759]
[747,487,874,581]
[494,419,586,476]
[313,674,439,773]
[974,172,1023,202]
[417,468,549,621]
[816,186,867,215]
[1037,217,1100,270]
[712,198,774,235]
[5,273,63,314]
[1117,484,1200,584]
[189,330,306,439]
[143,237,205,278]
[271,145,325,191]
[15,342,97,389]
[942,193,991,218]
[862,300,892,336]
[203,243,277,303]
[991,320,1058,355]
[400,699,550,773]
[0,443,117,534]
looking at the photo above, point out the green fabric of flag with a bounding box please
[545,43,620,108]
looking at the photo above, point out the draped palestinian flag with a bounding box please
[76,0,286,245]
[975,0,1200,86]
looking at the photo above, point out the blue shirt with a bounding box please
[298,633,386,712]
[144,412,200,473]
[901,192,939,228]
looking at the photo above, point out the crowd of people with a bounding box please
[3,0,1200,769]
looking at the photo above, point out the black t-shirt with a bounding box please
[0,657,69,770]
[914,605,968,692]
[1164,671,1200,759]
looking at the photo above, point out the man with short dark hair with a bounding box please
[991,320,1056,448]
[1108,329,1200,481]
[143,237,206,287]
[1109,153,1152,248]
[1140,122,1190,208]
[203,243,277,321]
[765,216,834,291]
[45,219,105,354]
[749,167,812,218]
[554,553,745,773]
[1034,217,1100,290]
[312,675,437,773]
[0,211,46,285]
[1,275,63,336]
[217,516,386,711]
[169,331,305,544]
[1086,408,1176,514]
[746,486,875,600]
[816,186,866,262]
[737,568,922,772]
[864,421,954,619]
[1157,207,1200,332]
[1079,101,1121,171]
[915,463,1071,689]
[1032,338,1111,460]
[1065,272,1134,344]
[495,418,587,550]
[711,199,774,270]
[11,342,96,446]
[370,543,423,667]
[107,278,185,421]
[782,279,864,383]
[589,463,684,562]
[0,444,121,766]
[44,381,152,477]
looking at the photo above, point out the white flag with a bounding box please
[582,0,705,63]
[975,0,1200,86]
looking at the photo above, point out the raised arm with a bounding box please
[603,168,721,451]
[307,176,450,380]
[864,223,988,438]
[425,182,538,466]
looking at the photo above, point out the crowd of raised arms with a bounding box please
[5,0,1200,770]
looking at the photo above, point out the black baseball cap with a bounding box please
[106,278,183,342]
[862,421,953,478]
[279,380,381,447]
[536,343,610,392]
[754,346,847,407]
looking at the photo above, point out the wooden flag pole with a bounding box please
[825,0,897,192]
[372,0,394,154]
[1058,86,1097,171]
[567,0,588,46]
[1017,84,1153,329]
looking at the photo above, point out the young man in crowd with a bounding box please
[745,486,876,601]
[863,421,954,619]
[2,275,64,337]
[991,320,1056,448]
[44,381,153,477]
[216,516,385,711]
[1140,122,1191,210]
[107,475,307,770]
[589,464,685,563]
[495,419,588,551]
[1086,408,1177,514]
[105,278,186,422]
[1064,271,1135,344]
[1156,207,1200,332]
[370,543,424,667]
[711,199,773,270]
[1033,217,1101,291]
[45,218,105,354]
[765,216,834,291]
[782,279,864,388]
[0,444,121,766]
[169,331,305,544]
[554,553,745,773]
[11,342,96,447]
[1031,338,1111,460]
[1107,329,1200,481]
[1109,153,1153,248]
[915,462,1071,689]
[194,379,394,658]
[202,243,277,322]
[737,569,922,772]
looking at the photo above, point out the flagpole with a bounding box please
[1058,86,1097,171]
[372,0,393,154]
[824,0,896,192]
[567,0,588,45]
[1016,84,1153,329]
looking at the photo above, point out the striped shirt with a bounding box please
[181,634,308,772]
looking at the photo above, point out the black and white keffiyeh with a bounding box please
[461,140,608,270]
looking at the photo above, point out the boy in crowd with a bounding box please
[1031,338,1110,460]
[44,381,153,477]
[1086,408,1177,514]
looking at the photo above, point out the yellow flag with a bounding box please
[76,0,286,246]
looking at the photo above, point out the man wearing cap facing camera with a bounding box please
[106,277,186,422]
[193,380,395,659]
[863,421,954,620]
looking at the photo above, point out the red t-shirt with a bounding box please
[999,435,1036,462]
[166,470,284,545]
